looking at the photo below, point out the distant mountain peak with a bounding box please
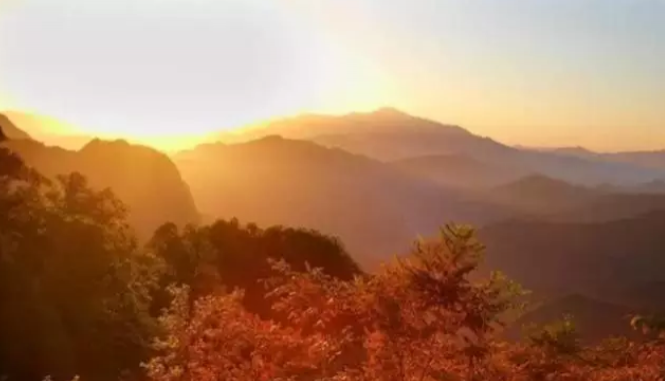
[514,173,567,185]
[0,113,32,140]
[517,145,598,157]
[506,174,597,195]
[255,134,285,143]
[82,137,131,148]
[552,146,597,156]
[370,107,409,117]
[496,173,596,199]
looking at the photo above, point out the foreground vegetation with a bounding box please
[2,133,665,381]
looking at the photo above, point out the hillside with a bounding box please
[2,138,199,238]
[219,109,664,186]
[479,212,665,310]
[391,153,524,189]
[536,145,665,172]
[468,174,665,223]
[219,108,511,161]
[506,294,639,343]
[606,150,665,170]
[2,111,93,150]
[0,113,32,140]
[486,174,601,215]
[552,193,665,223]
[175,136,511,263]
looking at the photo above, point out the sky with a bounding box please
[0,0,664,151]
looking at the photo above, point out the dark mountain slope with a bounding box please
[2,138,198,238]
[473,174,665,223]
[392,153,524,189]
[553,193,665,223]
[479,212,665,309]
[535,145,665,172]
[2,111,93,150]
[220,109,663,186]
[175,136,511,264]
[487,174,601,215]
[506,294,639,343]
[605,150,665,170]
[0,113,32,140]
[221,108,511,161]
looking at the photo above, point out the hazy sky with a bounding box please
[0,0,664,150]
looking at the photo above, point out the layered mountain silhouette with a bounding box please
[2,130,199,238]
[607,151,665,170]
[536,145,665,172]
[479,211,665,311]
[6,107,665,342]
[392,153,524,189]
[506,294,639,343]
[485,174,601,216]
[175,135,513,263]
[0,113,32,140]
[481,174,665,222]
[1,111,93,150]
[218,109,664,186]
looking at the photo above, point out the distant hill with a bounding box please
[2,138,199,238]
[175,136,511,264]
[218,109,664,186]
[631,180,665,194]
[391,153,524,189]
[526,146,599,158]
[550,146,599,158]
[219,108,511,161]
[607,281,665,313]
[2,111,93,150]
[552,193,665,224]
[603,150,665,170]
[479,212,665,310]
[0,113,32,140]
[594,180,665,195]
[486,174,601,215]
[471,174,665,223]
[535,145,665,172]
[506,294,639,343]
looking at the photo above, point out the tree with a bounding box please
[148,219,362,315]
[145,286,336,381]
[147,224,524,381]
[0,154,157,381]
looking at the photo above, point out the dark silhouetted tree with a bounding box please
[0,152,157,381]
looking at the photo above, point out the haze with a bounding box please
[1,0,664,151]
[7,2,665,379]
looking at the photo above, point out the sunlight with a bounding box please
[0,0,394,151]
[3,2,665,381]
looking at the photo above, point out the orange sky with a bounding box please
[1,0,664,152]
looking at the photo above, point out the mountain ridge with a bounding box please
[211,109,665,186]
[175,136,513,264]
[2,137,199,238]
[0,113,32,140]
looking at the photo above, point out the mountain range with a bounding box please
[175,135,513,263]
[480,211,665,309]
[0,113,32,140]
[505,294,640,343]
[1,111,94,150]
[219,108,665,186]
[5,107,665,339]
[1,115,199,238]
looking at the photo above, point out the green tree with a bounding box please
[0,149,157,381]
[148,219,362,315]
[148,224,525,381]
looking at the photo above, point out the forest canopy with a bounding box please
[2,131,665,381]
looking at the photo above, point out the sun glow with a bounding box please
[2,0,664,152]
[0,0,396,151]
